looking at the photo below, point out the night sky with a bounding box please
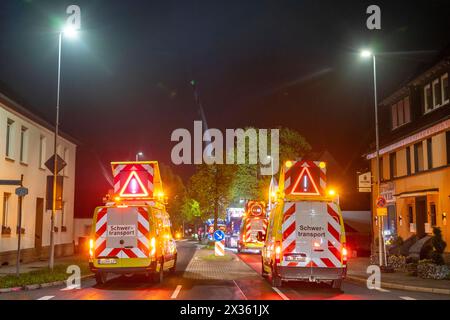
[1,0,450,217]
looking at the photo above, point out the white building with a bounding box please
[0,91,77,265]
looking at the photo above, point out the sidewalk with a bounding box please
[0,255,87,277]
[183,246,256,280]
[347,257,450,295]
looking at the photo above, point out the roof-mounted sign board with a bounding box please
[111,161,164,200]
[281,160,326,197]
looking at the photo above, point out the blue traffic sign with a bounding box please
[213,230,225,242]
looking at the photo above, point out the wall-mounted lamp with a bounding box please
[374,216,378,226]
[443,212,447,226]
[398,215,403,226]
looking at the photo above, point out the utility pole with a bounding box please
[16,175,24,277]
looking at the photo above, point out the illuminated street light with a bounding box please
[360,48,387,267]
[360,49,373,58]
[136,151,144,161]
[63,25,78,38]
[49,22,80,270]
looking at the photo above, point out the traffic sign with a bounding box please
[0,180,22,186]
[45,154,67,174]
[15,187,28,197]
[213,230,225,242]
[358,172,371,193]
[215,240,225,256]
[377,207,388,216]
[376,196,386,208]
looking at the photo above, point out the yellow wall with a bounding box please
[370,130,450,253]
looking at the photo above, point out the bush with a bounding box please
[388,254,407,271]
[417,259,450,280]
[431,227,447,265]
[406,262,418,276]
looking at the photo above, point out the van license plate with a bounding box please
[286,255,305,262]
[98,259,117,265]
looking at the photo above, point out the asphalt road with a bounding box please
[0,240,448,300]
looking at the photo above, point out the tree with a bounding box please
[159,163,186,230]
[228,127,311,204]
[188,163,234,231]
[431,227,447,265]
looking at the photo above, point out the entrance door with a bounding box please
[415,197,427,238]
[34,198,44,258]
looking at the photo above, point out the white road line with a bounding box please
[400,296,416,300]
[60,285,80,291]
[37,296,55,300]
[171,285,182,299]
[375,288,390,293]
[272,287,289,300]
[233,280,248,300]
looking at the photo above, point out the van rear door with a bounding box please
[245,217,266,242]
[94,206,151,267]
[281,201,343,269]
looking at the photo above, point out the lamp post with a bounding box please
[49,26,78,270]
[267,156,274,211]
[360,49,387,267]
[136,152,144,161]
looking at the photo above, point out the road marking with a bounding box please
[233,280,248,300]
[61,284,80,291]
[400,296,416,300]
[375,288,390,293]
[171,285,182,299]
[272,287,289,300]
[37,296,54,300]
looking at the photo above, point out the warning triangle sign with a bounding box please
[119,171,149,198]
[290,166,320,196]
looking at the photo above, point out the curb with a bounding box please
[0,274,94,294]
[346,275,450,295]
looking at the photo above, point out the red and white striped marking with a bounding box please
[95,207,150,258]
[215,240,225,256]
[284,161,326,196]
[280,202,344,268]
[111,163,154,196]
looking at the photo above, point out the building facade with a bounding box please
[366,54,450,256]
[0,91,77,265]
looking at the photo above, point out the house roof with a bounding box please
[0,81,80,146]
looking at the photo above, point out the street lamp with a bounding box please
[136,152,144,161]
[360,49,387,267]
[267,156,274,211]
[49,26,79,270]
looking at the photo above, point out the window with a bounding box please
[430,203,437,226]
[408,205,414,224]
[5,119,14,158]
[389,152,397,179]
[424,84,432,112]
[2,193,11,227]
[20,126,28,163]
[61,201,66,228]
[379,157,384,181]
[432,78,442,107]
[442,73,449,104]
[63,148,69,176]
[406,146,411,175]
[39,136,46,169]
[391,96,411,129]
[414,142,424,172]
[447,131,450,165]
[392,103,398,128]
[425,74,448,112]
[427,138,433,169]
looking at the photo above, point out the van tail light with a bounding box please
[275,241,282,263]
[342,246,348,263]
[89,238,94,258]
[149,237,156,257]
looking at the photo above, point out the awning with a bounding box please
[394,188,439,198]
